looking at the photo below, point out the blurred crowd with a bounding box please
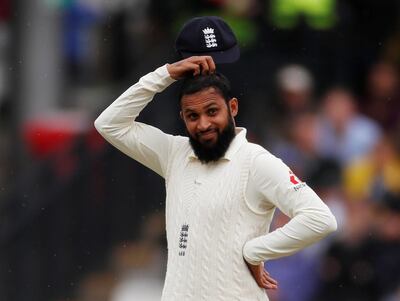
[1,0,400,301]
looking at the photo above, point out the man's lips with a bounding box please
[198,129,217,139]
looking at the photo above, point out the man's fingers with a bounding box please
[198,60,209,75]
[252,273,276,290]
[197,56,215,75]
[261,276,278,289]
[259,270,278,290]
[264,283,278,290]
[185,62,201,76]
[263,271,278,285]
[263,280,278,289]
[189,56,215,75]
[266,275,278,285]
[167,55,217,79]
[205,56,216,73]
[259,279,277,290]
[245,261,278,290]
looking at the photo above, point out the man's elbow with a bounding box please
[94,116,106,135]
[323,211,338,235]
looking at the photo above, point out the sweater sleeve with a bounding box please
[94,64,176,178]
[242,153,337,265]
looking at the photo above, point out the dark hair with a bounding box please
[179,72,232,103]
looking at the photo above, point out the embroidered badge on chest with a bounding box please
[178,224,189,256]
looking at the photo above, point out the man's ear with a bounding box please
[229,98,238,117]
[180,111,184,120]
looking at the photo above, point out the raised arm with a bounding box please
[94,56,216,177]
[94,65,176,177]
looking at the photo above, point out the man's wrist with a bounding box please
[243,240,262,266]
[166,63,179,80]
[147,64,176,91]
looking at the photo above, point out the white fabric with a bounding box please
[94,64,337,300]
[160,130,271,300]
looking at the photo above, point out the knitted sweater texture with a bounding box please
[162,137,269,300]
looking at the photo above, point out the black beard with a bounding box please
[188,118,236,164]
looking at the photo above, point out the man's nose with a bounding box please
[197,116,211,131]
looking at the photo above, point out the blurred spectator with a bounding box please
[75,271,116,301]
[383,31,400,67]
[314,200,376,301]
[110,212,166,301]
[316,190,400,301]
[110,241,165,301]
[316,87,382,165]
[370,191,400,299]
[276,64,315,115]
[272,110,319,179]
[344,133,400,202]
[362,61,400,130]
[385,287,400,301]
[265,64,315,148]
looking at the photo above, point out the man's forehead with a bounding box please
[181,87,225,110]
[181,87,222,99]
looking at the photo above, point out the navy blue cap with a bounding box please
[175,16,240,64]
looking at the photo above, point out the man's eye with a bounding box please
[208,108,217,115]
[188,114,198,120]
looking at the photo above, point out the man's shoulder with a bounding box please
[244,141,272,157]
[169,134,192,156]
[243,142,285,168]
[170,134,189,143]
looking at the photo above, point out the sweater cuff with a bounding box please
[242,239,263,265]
[156,64,177,87]
[139,64,177,94]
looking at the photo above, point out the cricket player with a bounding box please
[94,56,337,300]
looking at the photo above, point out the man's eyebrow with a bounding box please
[182,108,196,114]
[182,101,218,113]
[204,102,218,108]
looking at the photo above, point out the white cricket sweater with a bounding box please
[94,65,337,301]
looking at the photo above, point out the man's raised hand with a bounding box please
[167,56,216,80]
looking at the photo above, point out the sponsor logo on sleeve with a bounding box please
[289,170,306,191]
